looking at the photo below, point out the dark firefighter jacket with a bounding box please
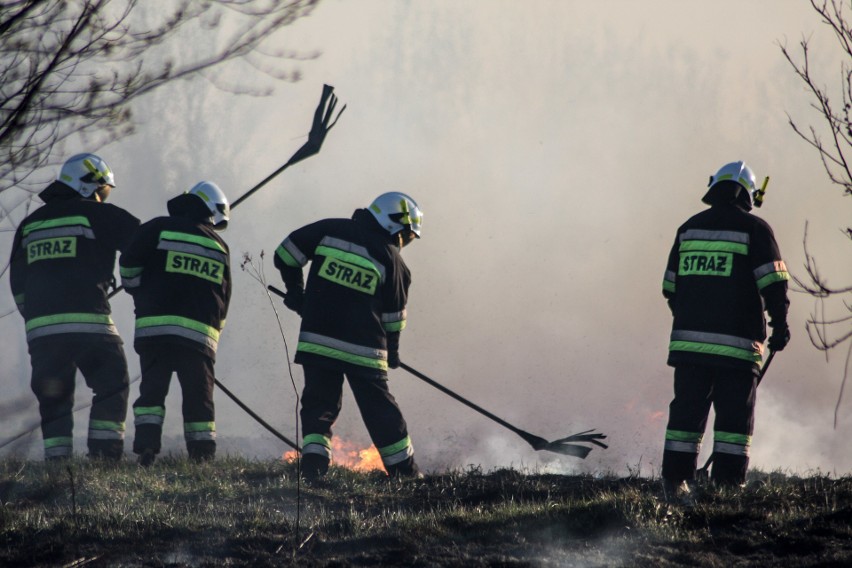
[119,194,231,360]
[662,202,789,372]
[9,181,140,345]
[273,208,410,376]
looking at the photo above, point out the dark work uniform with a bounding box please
[661,196,789,485]
[274,208,417,477]
[9,181,140,460]
[119,194,231,460]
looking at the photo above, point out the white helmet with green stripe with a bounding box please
[368,192,422,243]
[708,161,756,194]
[57,153,115,198]
[188,181,230,230]
[703,161,759,208]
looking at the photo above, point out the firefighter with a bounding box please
[660,161,790,498]
[9,153,140,461]
[119,182,231,466]
[274,192,423,479]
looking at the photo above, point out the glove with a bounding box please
[283,288,304,316]
[387,351,400,369]
[767,323,790,352]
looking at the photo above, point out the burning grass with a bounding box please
[1,457,851,566]
[283,438,385,473]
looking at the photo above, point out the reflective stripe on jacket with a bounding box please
[662,203,789,371]
[119,216,231,359]
[8,186,139,343]
[274,209,410,375]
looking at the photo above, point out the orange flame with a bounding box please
[282,438,385,473]
[283,449,299,463]
[333,438,384,472]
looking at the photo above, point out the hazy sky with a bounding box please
[2,1,851,476]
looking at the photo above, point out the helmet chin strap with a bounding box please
[93,185,112,202]
[396,226,416,248]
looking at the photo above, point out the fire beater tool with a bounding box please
[230,84,345,208]
[399,362,608,458]
[265,285,607,458]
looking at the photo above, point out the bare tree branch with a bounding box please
[0,0,322,325]
[0,0,320,194]
[783,0,852,422]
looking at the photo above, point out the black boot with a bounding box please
[662,478,693,505]
[385,457,423,479]
[710,453,748,488]
[188,441,216,463]
[138,448,156,467]
[88,439,123,462]
[300,453,329,481]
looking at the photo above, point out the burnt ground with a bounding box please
[1,465,851,567]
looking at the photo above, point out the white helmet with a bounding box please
[368,192,423,239]
[57,153,115,198]
[188,181,230,229]
[703,161,758,207]
[708,161,757,194]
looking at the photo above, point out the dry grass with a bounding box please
[1,457,851,567]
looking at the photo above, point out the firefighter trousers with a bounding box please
[300,365,418,477]
[29,338,129,460]
[132,344,216,461]
[662,364,757,486]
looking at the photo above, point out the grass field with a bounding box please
[1,456,851,567]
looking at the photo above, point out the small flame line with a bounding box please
[282,439,385,473]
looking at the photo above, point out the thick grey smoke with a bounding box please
[2,1,850,475]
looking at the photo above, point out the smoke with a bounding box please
[2,1,850,476]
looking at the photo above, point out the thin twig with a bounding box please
[240,251,304,553]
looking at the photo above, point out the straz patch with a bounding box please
[27,237,76,263]
[166,251,224,284]
[319,256,378,294]
[679,251,733,277]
